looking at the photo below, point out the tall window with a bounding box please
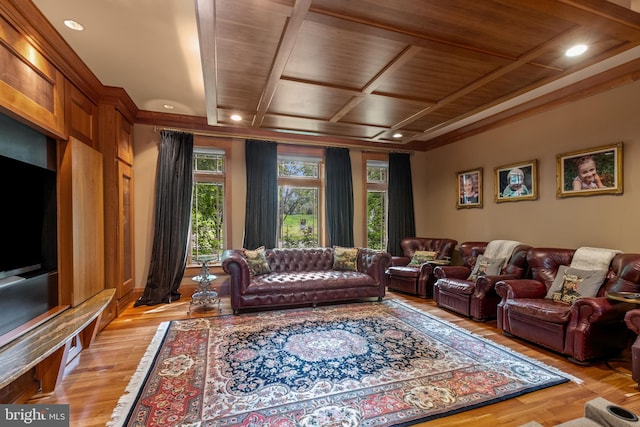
[191,147,226,262]
[365,158,388,250]
[277,154,323,248]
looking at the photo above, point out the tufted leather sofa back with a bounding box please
[266,247,334,273]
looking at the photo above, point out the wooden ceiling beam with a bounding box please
[362,45,424,94]
[253,0,312,128]
[330,45,425,124]
[195,0,218,126]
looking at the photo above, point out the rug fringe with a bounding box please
[107,321,171,427]
[389,299,584,385]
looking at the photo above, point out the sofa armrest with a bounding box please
[434,265,470,280]
[221,250,251,303]
[475,274,518,296]
[419,263,435,277]
[571,297,632,324]
[566,297,635,361]
[359,248,392,286]
[495,279,547,300]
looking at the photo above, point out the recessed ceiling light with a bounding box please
[63,19,84,31]
[393,133,403,138]
[163,104,175,110]
[230,114,242,122]
[565,44,588,57]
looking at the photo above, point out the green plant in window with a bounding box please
[192,182,224,260]
[278,186,318,248]
[367,191,386,250]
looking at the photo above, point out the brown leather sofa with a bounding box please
[433,241,530,321]
[496,248,640,364]
[386,237,457,298]
[222,247,391,314]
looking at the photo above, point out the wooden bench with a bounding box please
[0,289,115,402]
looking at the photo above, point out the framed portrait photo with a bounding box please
[557,142,623,198]
[456,168,483,209]
[494,159,538,203]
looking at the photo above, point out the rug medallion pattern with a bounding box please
[110,300,572,426]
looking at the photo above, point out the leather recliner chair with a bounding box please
[496,248,640,364]
[386,237,457,298]
[433,241,531,321]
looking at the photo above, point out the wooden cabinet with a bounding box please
[100,103,136,313]
[65,81,98,148]
[118,161,135,302]
[0,14,65,137]
[117,113,134,164]
[58,138,105,307]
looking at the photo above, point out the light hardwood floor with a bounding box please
[31,292,640,426]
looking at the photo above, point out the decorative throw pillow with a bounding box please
[467,255,506,281]
[242,246,271,276]
[333,246,359,271]
[545,265,607,305]
[407,250,438,267]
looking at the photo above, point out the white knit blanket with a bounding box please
[484,240,524,269]
[570,247,621,271]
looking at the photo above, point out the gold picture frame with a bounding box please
[556,142,623,198]
[495,159,538,203]
[456,168,483,209]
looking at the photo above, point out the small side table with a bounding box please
[605,291,640,378]
[606,291,640,304]
[624,309,640,385]
[188,258,221,314]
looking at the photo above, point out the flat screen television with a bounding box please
[0,153,57,280]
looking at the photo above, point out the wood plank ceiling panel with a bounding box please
[269,80,355,119]
[373,44,511,102]
[214,0,292,121]
[339,94,430,128]
[283,20,407,89]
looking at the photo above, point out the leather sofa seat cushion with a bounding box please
[436,278,475,296]
[386,266,419,278]
[507,298,572,323]
[247,271,377,294]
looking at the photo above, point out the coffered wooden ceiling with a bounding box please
[194,0,640,150]
[33,0,640,150]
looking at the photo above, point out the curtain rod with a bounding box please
[153,126,413,155]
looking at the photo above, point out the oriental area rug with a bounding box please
[108,300,576,427]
